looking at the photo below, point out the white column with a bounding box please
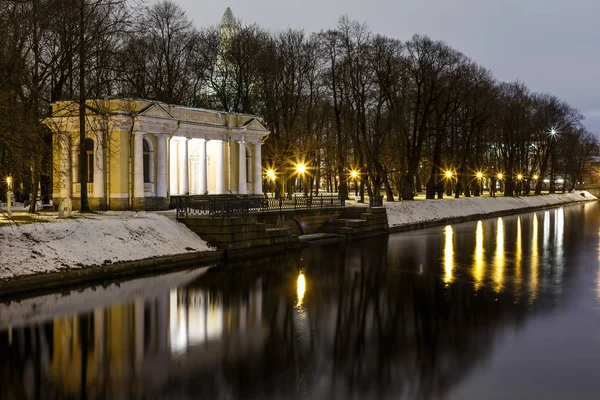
[216,140,225,194]
[93,131,104,200]
[133,132,145,198]
[60,136,71,198]
[156,134,167,198]
[238,141,247,195]
[169,138,177,195]
[253,143,262,195]
[178,138,189,195]
[199,139,207,194]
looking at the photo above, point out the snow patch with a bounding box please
[0,212,215,280]
[385,191,596,227]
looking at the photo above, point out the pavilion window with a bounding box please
[143,138,153,183]
[85,138,94,183]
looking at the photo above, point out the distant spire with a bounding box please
[221,7,235,27]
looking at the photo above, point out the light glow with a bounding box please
[350,170,358,179]
[497,173,503,180]
[266,169,276,181]
[445,170,453,179]
[296,163,306,174]
[533,175,539,180]
[494,217,505,293]
[476,172,483,179]
[443,225,454,284]
[517,174,523,181]
[6,176,11,187]
[473,221,485,290]
[297,273,306,307]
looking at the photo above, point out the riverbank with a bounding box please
[384,191,596,231]
[0,191,595,298]
[0,212,216,281]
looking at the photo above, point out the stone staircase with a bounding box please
[324,206,389,237]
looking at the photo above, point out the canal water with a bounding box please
[2,202,600,399]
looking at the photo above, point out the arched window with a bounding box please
[85,138,94,183]
[143,138,154,183]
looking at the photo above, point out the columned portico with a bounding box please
[156,134,167,198]
[46,99,270,211]
[133,132,145,199]
[92,130,105,208]
[178,138,189,195]
[253,143,262,195]
[198,138,207,194]
[238,141,247,195]
[215,140,225,194]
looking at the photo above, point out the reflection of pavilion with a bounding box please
[31,282,266,398]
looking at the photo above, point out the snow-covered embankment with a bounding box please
[0,212,215,280]
[385,191,596,227]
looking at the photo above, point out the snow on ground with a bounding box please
[384,191,596,227]
[0,212,215,280]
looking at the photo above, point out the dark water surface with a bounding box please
[2,202,600,399]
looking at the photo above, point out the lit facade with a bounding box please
[45,99,269,210]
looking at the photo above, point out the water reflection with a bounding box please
[472,221,485,290]
[1,204,599,399]
[297,272,306,308]
[494,218,505,292]
[443,225,454,284]
[514,216,523,297]
[530,213,540,303]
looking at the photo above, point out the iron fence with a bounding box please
[175,195,345,218]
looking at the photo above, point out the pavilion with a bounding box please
[45,99,270,210]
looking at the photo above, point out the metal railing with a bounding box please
[175,195,345,218]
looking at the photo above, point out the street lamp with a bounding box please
[445,170,453,179]
[266,169,276,197]
[6,176,12,217]
[476,172,483,196]
[296,163,306,174]
[295,162,307,195]
[350,170,359,197]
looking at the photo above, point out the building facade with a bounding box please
[45,99,270,210]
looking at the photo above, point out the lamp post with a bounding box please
[350,170,359,197]
[6,176,12,217]
[497,172,504,195]
[516,174,523,195]
[266,169,275,197]
[549,128,558,193]
[296,162,307,196]
[476,172,483,196]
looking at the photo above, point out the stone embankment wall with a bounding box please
[179,206,389,251]
[181,216,298,251]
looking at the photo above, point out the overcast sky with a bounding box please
[172,0,600,134]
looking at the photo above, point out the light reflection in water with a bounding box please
[543,210,551,265]
[472,221,485,290]
[297,272,306,308]
[555,208,565,283]
[514,216,523,297]
[530,213,539,303]
[597,218,600,302]
[494,218,505,292]
[443,225,454,284]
